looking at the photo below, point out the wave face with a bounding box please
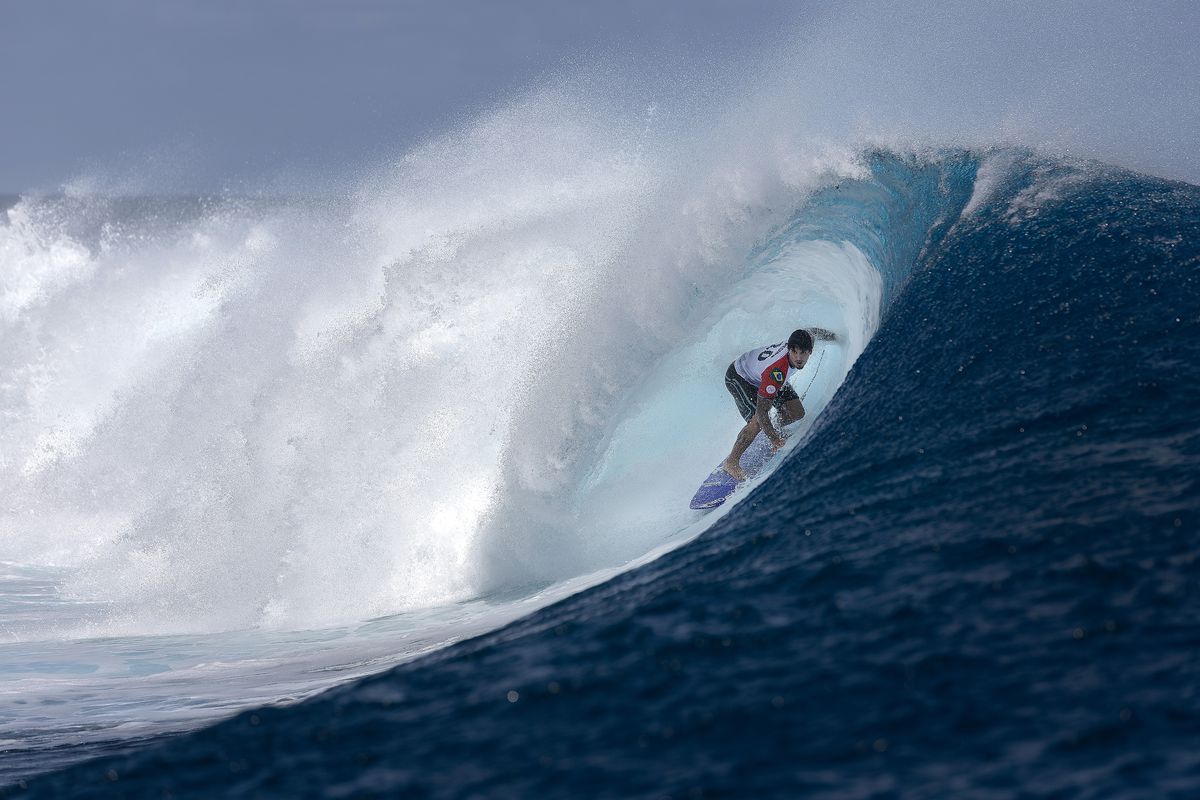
[9,150,1200,796]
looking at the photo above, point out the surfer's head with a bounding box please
[787,329,814,369]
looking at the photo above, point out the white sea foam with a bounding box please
[1,83,872,643]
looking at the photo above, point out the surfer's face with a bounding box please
[788,348,811,370]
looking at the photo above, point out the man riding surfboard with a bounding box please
[720,329,814,481]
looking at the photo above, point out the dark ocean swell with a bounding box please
[8,152,1200,798]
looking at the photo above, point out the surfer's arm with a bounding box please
[754,397,786,449]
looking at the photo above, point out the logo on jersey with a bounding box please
[770,368,784,383]
[765,384,777,395]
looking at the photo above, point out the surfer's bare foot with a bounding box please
[721,459,746,482]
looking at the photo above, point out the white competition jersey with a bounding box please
[734,341,792,398]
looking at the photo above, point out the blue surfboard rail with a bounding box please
[689,432,776,509]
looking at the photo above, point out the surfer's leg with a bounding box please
[725,363,757,422]
[721,417,760,481]
[779,398,806,425]
[777,382,805,425]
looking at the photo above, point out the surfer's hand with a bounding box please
[769,434,786,451]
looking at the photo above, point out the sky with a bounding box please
[2,1,1198,193]
[0,0,800,192]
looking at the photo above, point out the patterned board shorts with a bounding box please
[725,362,799,422]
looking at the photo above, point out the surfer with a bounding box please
[720,329,814,481]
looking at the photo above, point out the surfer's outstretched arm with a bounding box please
[808,327,839,342]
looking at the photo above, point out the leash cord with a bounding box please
[799,346,826,401]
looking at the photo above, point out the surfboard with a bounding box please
[689,431,777,510]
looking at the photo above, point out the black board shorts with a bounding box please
[725,362,799,422]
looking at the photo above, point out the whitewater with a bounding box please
[0,81,886,771]
[3,2,1199,788]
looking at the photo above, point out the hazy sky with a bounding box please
[1,0,800,191]
[3,1,1197,193]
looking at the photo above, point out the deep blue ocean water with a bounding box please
[5,151,1200,798]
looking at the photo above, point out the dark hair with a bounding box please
[788,329,814,352]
